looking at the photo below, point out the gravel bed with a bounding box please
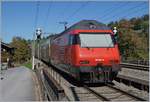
[113,80,149,100]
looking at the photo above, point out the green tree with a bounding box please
[10,37,31,64]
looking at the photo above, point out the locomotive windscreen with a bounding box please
[79,33,114,48]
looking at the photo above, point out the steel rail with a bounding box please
[83,85,110,101]
[106,83,146,101]
[83,84,146,101]
[120,63,149,71]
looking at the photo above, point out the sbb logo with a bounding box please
[95,59,104,61]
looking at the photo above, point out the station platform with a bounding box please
[0,66,39,101]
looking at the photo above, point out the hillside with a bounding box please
[108,14,149,61]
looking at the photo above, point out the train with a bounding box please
[36,20,121,83]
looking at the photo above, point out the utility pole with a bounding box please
[32,32,35,70]
[59,21,68,30]
[32,28,42,70]
[0,38,3,80]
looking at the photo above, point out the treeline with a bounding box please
[6,34,56,64]
[108,14,149,61]
[10,37,31,64]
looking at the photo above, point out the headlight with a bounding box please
[80,60,89,64]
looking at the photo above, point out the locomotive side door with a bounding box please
[67,35,73,66]
[64,34,72,70]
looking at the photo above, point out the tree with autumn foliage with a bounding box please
[108,14,149,61]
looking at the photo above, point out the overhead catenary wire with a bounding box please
[58,2,71,21]
[43,1,52,31]
[65,1,89,22]
[43,2,147,35]
[34,1,40,30]
[117,6,148,20]
[93,2,130,20]
[55,2,89,31]
[102,2,146,21]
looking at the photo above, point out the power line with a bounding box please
[58,2,71,21]
[43,1,52,30]
[66,1,89,21]
[34,1,40,30]
[56,2,89,31]
[94,2,130,20]
[118,6,148,20]
[102,2,146,21]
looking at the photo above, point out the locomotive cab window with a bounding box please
[79,33,114,48]
[69,35,80,45]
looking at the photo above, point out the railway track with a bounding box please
[120,63,149,71]
[35,59,148,101]
[70,84,146,101]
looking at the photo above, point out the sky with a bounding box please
[2,1,149,43]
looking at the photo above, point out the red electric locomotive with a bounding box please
[49,20,121,83]
[38,20,121,83]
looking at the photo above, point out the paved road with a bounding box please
[0,66,37,101]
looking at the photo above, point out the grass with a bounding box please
[23,61,32,69]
